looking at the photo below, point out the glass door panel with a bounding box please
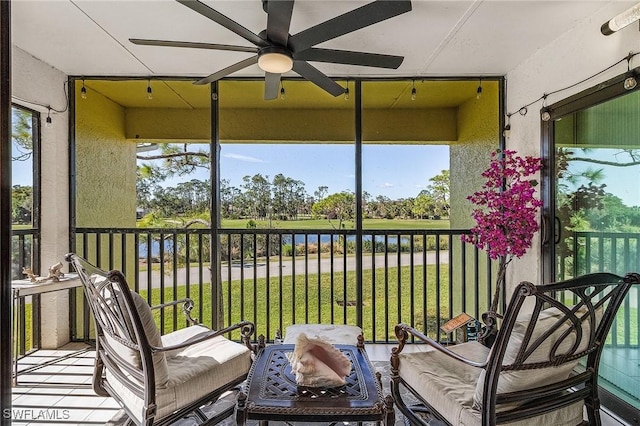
[547,88,640,416]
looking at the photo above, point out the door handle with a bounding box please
[541,214,550,245]
[554,216,562,245]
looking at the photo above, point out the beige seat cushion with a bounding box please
[107,325,252,424]
[397,341,584,426]
[284,324,363,345]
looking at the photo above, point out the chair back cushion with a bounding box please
[473,303,600,408]
[99,286,169,387]
[127,292,169,386]
[70,256,170,387]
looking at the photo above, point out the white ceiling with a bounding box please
[11,0,630,81]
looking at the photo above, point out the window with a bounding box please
[11,105,39,279]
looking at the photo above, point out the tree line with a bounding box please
[137,170,451,225]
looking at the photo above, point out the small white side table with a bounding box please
[11,273,82,385]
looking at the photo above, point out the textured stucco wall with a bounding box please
[449,81,500,315]
[75,86,136,229]
[125,107,210,141]
[74,84,138,298]
[505,2,640,291]
[450,81,500,229]
[126,106,457,143]
[12,47,70,348]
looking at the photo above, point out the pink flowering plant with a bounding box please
[462,149,543,260]
[461,149,543,343]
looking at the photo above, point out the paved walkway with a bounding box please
[134,251,450,289]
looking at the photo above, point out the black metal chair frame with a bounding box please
[391,272,640,426]
[66,253,263,426]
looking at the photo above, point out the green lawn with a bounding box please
[137,268,640,344]
[17,264,638,350]
[12,224,34,230]
[139,264,451,342]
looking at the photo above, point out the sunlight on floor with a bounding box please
[10,342,627,426]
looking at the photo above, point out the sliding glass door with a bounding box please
[542,73,640,422]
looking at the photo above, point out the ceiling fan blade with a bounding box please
[264,72,281,100]
[288,0,412,53]
[130,38,258,53]
[267,0,294,47]
[176,0,268,47]
[294,48,403,69]
[293,61,345,97]
[194,56,259,85]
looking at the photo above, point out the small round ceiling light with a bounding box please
[258,46,293,74]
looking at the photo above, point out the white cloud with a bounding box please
[380,182,394,188]
[223,153,265,163]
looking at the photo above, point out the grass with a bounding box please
[130,271,640,344]
[12,224,34,230]
[138,264,451,343]
[16,266,638,350]
[14,304,34,354]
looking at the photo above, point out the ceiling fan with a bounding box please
[130,0,412,100]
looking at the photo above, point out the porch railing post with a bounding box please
[355,79,363,328]
[0,0,12,423]
[210,82,222,330]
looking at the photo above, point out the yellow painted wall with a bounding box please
[449,81,500,320]
[75,86,137,228]
[450,82,500,227]
[126,107,210,141]
[125,106,457,143]
[74,85,139,338]
[362,108,456,143]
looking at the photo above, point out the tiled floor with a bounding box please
[600,346,640,409]
[10,343,630,425]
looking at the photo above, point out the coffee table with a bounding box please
[236,344,394,425]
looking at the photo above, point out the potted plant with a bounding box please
[461,149,543,346]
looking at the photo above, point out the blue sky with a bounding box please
[11,140,450,199]
[12,141,640,206]
[11,139,33,186]
[168,143,450,200]
[565,148,640,207]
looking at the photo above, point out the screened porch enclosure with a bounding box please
[66,77,502,340]
[10,75,639,409]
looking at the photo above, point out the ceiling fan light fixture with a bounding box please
[258,46,293,73]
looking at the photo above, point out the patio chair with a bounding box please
[391,272,640,426]
[66,253,262,426]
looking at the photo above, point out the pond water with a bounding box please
[139,234,408,257]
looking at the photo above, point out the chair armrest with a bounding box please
[392,323,487,368]
[150,298,198,325]
[151,320,260,354]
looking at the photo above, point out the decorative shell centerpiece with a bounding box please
[289,333,351,388]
